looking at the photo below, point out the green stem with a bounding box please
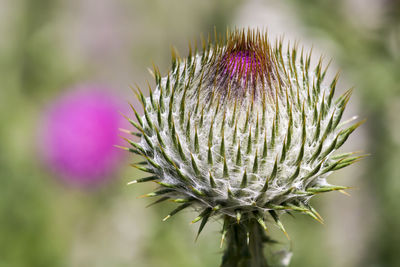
[221,217,269,267]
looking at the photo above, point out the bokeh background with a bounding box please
[0,0,399,266]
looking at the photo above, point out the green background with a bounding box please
[0,0,399,266]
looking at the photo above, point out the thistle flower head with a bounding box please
[125,29,364,238]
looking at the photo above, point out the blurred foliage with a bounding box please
[0,0,399,266]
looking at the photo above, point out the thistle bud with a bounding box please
[123,29,364,266]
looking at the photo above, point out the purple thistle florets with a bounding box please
[224,51,260,77]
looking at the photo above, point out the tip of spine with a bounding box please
[220,236,225,248]
[119,128,131,134]
[137,193,152,199]
[114,145,128,151]
[338,190,351,196]
[283,230,290,240]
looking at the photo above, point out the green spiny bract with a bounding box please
[123,29,364,242]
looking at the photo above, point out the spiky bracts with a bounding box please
[122,29,364,265]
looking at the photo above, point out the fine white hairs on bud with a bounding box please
[123,29,364,243]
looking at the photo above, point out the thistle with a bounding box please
[122,29,364,267]
[41,86,125,186]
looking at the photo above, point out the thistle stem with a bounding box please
[221,217,269,267]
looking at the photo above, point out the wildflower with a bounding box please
[41,86,124,186]
[124,29,364,266]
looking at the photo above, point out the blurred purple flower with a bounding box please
[41,85,126,186]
